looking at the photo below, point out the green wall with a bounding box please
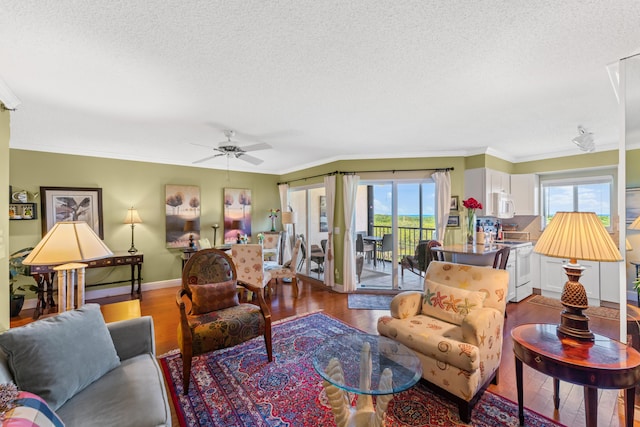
[1,110,9,330]
[9,150,280,295]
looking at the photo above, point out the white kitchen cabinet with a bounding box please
[539,256,600,304]
[464,168,511,217]
[510,174,539,215]
[599,261,620,303]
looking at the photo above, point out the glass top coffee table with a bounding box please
[312,333,421,427]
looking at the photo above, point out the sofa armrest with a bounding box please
[390,291,423,319]
[461,307,503,350]
[107,316,156,361]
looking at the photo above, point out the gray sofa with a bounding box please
[0,304,171,427]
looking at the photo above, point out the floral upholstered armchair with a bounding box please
[377,261,508,423]
[176,249,272,394]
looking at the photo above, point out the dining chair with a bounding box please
[176,248,272,393]
[231,244,273,299]
[493,247,510,270]
[429,240,445,262]
[265,237,302,296]
[356,233,374,263]
[309,242,325,278]
[379,234,393,268]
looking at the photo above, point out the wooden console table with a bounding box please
[512,323,640,427]
[30,252,144,319]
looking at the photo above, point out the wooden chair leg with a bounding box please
[292,276,299,297]
[182,350,193,395]
[264,320,273,362]
[458,401,471,424]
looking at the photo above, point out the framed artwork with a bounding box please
[450,196,459,211]
[447,215,460,227]
[166,184,201,248]
[40,187,104,238]
[627,187,640,225]
[319,196,328,232]
[223,188,252,243]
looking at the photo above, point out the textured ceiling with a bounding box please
[1,1,639,174]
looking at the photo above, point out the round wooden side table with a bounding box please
[512,323,640,427]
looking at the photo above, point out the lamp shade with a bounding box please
[534,212,622,262]
[630,215,640,230]
[281,211,297,225]
[22,221,113,265]
[123,208,142,224]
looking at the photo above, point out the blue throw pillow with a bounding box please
[0,304,121,410]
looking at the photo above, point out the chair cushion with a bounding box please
[2,391,64,427]
[189,280,239,314]
[0,304,120,410]
[421,280,486,325]
[182,304,266,355]
[377,314,480,371]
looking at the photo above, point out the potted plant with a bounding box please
[8,247,34,317]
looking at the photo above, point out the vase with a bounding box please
[270,217,276,232]
[466,212,477,245]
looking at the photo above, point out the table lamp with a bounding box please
[281,210,297,251]
[630,215,640,231]
[123,207,142,254]
[231,219,244,243]
[534,212,622,341]
[183,220,196,250]
[22,221,114,312]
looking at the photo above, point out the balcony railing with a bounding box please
[371,225,435,262]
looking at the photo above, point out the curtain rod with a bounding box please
[277,167,454,186]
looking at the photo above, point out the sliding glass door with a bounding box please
[356,179,435,291]
[289,185,327,281]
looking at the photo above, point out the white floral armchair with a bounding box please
[377,261,508,423]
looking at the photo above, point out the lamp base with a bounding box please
[128,246,138,254]
[557,308,594,341]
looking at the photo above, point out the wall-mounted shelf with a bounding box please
[9,202,37,220]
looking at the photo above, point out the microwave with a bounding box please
[492,192,515,218]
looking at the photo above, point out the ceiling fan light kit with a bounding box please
[193,129,271,166]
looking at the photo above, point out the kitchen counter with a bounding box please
[433,244,500,266]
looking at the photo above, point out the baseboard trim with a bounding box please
[22,278,181,309]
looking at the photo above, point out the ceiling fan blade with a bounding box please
[237,153,263,165]
[240,142,271,152]
[190,142,214,149]
[192,154,225,164]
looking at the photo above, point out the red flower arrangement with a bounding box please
[462,197,483,211]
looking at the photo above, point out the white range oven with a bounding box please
[498,241,534,302]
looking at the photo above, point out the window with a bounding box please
[541,174,614,229]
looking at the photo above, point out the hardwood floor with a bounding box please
[11,276,638,427]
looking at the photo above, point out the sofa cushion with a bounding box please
[377,314,480,372]
[2,390,64,427]
[189,280,239,314]
[0,304,120,410]
[421,280,486,325]
[55,353,170,427]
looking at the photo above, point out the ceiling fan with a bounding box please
[192,130,271,165]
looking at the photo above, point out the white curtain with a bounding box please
[278,183,292,262]
[432,171,451,244]
[324,175,336,288]
[342,174,360,292]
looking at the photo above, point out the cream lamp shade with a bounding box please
[630,215,640,230]
[123,208,142,224]
[533,211,621,341]
[22,221,114,266]
[281,211,297,225]
[22,221,113,312]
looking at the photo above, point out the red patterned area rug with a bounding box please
[160,312,564,427]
